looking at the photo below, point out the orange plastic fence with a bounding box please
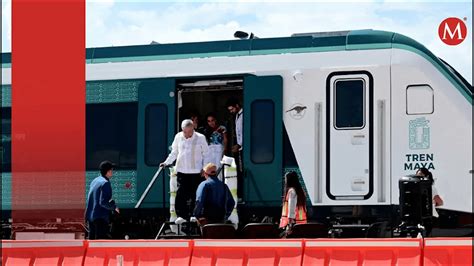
[423,238,473,266]
[191,240,303,266]
[1,240,86,266]
[3,238,471,266]
[83,240,193,266]
[302,238,423,266]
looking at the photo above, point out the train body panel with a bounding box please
[390,48,472,214]
[1,30,472,222]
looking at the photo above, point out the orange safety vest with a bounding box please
[279,189,307,228]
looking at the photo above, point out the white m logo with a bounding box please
[442,22,464,40]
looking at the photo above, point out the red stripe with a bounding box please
[12,0,85,224]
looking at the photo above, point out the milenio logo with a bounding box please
[438,17,468,45]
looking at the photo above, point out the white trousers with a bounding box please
[208,144,224,168]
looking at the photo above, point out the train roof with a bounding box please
[1,29,472,103]
[0,29,451,65]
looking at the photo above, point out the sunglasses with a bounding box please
[207,171,217,175]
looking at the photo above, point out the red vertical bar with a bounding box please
[12,0,85,229]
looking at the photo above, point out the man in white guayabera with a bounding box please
[161,119,210,223]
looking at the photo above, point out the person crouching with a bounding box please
[193,163,235,225]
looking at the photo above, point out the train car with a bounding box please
[1,29,472,238]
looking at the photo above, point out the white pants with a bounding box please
[208,144,224,168]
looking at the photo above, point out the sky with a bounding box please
[1,0,472,83]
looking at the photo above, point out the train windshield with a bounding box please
[439,57,473,94]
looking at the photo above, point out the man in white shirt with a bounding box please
[161,119,210,221]
[226,98,243,199]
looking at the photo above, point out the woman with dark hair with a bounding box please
[280,171,307,231]
[416,167,444,236]
[416,167,444,216]
[416,167,434,183]
[204,113,228,169]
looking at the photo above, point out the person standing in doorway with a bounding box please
[204,113,228,169]
[85,161,120,239]
[226,98,243,200]
[189,110,205,134]
[161,119,210,222]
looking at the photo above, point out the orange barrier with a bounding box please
[191,239,303,266]
[302,238,423,266]
[423,238,473,266]
[4,238,471,266]
[1,240,86,266]
[84,240,192,266]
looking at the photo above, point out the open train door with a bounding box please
[136,78,176,208]
[243,75,283,206]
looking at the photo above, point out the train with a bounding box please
[1,29,472,238]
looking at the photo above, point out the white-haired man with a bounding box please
[161,119,210,222]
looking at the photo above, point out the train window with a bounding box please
[86,103,138,170]
[406,85,434,115]
[334,79,365,129]
[1,107,11,172]
[251,100,274,164]
[145,104,168,166]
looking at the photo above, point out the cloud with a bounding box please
[86,0,117,47]
[1,0,12,53]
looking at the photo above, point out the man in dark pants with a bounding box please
[226,98,243,201]
[161,119,210,222]
[85,161,120,239]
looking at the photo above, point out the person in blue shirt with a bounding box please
[194,163,235,225]
[85,161,120,239]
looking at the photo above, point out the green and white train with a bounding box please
[1,29,472,237]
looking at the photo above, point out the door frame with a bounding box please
[243,75,283,206]
[137,78,176,208]
[325,71,374,200]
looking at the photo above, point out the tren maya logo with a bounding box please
[438,17,468,45]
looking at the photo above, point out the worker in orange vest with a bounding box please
[280,171,307,232]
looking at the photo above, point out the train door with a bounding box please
[327,72,373,200]
[243,75,283,205]
[136,78,176,208]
